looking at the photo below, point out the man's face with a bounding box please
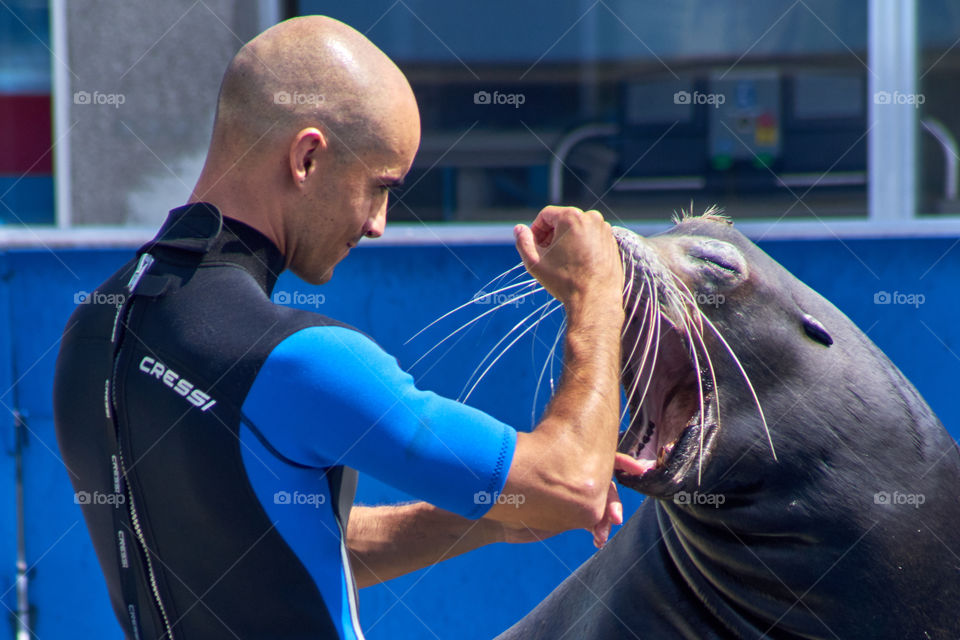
[291,115,420,285]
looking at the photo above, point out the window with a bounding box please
[298,1,870,223]
[0,0,53,225]
[918,0,960,216]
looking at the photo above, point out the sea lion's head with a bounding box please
[613,210,856,499]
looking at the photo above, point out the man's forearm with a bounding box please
[347,503,501,588]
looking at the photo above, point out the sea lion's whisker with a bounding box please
[529,289,565,424]
[697,310,776,461]
[620,259,638,338]
[461,301,564,402]
[618,292,654,429]
[549,318,565,397]
[405,277,538,346]
[619,284,662,448]
[678,309,707,486]
[533,314,567,426]
[667,273,720,484]
[618,284,656,429]
[632,281,663,416]
[480,261,528,296]
[688,320,720,485]
[406,283,544,371]
[620,277,650,376]
[459,297,559,401]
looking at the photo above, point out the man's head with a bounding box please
[194,15,421,284]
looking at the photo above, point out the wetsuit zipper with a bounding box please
[119,447,176,639]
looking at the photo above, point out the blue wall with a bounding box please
[1,233,958,639]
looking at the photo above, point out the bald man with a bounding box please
[53,15,625,640]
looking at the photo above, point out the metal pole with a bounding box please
[14,410,29,640]
[868,0,918,221]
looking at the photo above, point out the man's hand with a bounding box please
[514,206,624,313]
[492,481,622,548]
[590,481,623,548]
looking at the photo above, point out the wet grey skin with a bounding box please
[496,213,960,640]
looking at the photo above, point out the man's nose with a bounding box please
[364,205,387,238]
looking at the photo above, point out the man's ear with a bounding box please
[289,127,328,187]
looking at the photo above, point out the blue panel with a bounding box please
[0,0,51,93]
[0,233,957,639]
[6,248,130,638]
[0,176,54,226]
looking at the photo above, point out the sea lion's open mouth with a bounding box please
[615,324,717,488]
[612,227,721,493]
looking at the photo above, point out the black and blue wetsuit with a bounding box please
[53,203,518,639]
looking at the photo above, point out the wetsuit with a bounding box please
[53,202,517,639]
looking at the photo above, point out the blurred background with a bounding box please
[2,1,960,638]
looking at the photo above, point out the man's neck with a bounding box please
[188,171,287,258]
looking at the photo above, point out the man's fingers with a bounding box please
[514,224,539,269]
[590,482,623,548]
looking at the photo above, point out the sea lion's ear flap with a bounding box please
[802,314,833,347]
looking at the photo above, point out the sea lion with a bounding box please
[496,212,960,639]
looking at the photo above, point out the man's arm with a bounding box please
[347,503,513,588]
[484,206,625,531]
[348,493,619,588]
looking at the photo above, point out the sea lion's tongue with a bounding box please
[615,452,656,476]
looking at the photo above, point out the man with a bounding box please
[53,15,625,639]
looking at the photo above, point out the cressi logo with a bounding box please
[137,356,217,412]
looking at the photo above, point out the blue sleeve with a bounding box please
[241,326,517,519]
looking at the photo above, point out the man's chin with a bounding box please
[290,264,335,286]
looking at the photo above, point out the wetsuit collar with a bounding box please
[141,202,287,296]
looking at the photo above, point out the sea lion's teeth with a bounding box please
[657,446,665,466]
